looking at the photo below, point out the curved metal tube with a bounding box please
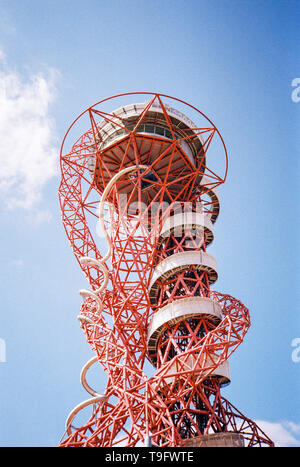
[98,164,149,263]
[80,356,102,397]
[78,165,149,304]
[65,394,107,436]
[69,165,150,438]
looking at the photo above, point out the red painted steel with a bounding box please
[58,92,273,447]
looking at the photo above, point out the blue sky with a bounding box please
[0,0,299,446]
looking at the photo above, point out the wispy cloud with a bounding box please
[0,51,59,211]
[0,47,6,63]
[255,420,300,447]
[26,208,53,225]
[10,259,24,267]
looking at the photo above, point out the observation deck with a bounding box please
[87,101,208,204]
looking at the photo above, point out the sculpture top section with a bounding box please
[60,92,228,204]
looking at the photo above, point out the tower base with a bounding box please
[183,432,245,447]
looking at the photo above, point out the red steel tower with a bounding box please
[58,92,273,447]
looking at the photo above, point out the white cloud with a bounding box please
[0,54,59,211]
[255,419,300,447]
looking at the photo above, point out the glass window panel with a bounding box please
[156,126,164,136]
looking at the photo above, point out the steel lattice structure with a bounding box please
[58,92,273,447]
